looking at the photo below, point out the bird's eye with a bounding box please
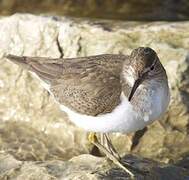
[150,65,154,71]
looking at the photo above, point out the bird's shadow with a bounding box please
[100,154,189,180]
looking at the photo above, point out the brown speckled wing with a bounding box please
[6,54,128,116]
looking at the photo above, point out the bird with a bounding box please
[6,47,170,178]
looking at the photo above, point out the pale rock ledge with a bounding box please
[0,14,189,176]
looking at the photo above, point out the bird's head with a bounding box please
[124,47,167,101]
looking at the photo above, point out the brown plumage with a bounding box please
[6,47,168,117]
[6,54,128,116]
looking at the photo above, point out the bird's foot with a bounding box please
[88,132,134,178]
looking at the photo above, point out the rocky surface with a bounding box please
[0,14,189,179]
[0,152,189,180]
[0,0,189,21]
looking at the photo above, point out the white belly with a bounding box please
[60,93,155,133]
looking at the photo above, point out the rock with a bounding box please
[0,152,189,180]
[0,14,189,168]
[0,0,189,21]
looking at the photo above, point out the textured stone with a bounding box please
[0,152,189,180]
[0,14,189,169]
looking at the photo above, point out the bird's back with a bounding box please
[6,54,128,116]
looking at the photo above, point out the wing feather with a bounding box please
[6,54,128,115]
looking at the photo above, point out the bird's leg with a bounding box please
[88,132,134,178]
[100,133,121,160]
[99,133,119,158]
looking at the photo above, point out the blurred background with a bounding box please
[0,0,189,21]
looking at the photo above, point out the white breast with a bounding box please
[150,85,170,121]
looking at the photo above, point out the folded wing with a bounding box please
[6,54,127,116]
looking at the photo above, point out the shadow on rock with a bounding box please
[102,155,189,180]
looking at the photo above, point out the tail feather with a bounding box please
[6,54,62,84]
[5,54,30,70]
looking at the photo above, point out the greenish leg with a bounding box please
[102,133,121,160]
[88,132,134,178]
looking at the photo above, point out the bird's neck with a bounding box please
[121,76,169,122]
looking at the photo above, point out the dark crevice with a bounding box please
[77,36,82,55]
[130,127,147,151]
[56,36,64,58]
[91,22,112,32]
[90,145,103,157]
